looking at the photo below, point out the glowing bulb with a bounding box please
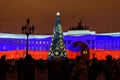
[56,11,60,16]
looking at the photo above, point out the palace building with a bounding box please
[0,13,120,60]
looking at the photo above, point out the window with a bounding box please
[36,41,38,44]
[39,41,41,44]
[40,47,41,50]
[32,41,34,44]
[43,41,45,44]
[46,41,49,44]
[32,47,34,50]
[3,46,6,50]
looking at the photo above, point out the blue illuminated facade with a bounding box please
[0,32,120,52]
[0,31,120,60]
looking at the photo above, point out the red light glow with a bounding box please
[0,49,120,60]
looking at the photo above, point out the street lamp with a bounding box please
[21,18,35,55]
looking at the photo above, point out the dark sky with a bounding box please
[0,0,120,34]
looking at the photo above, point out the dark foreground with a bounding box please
[0,54,120,80]
[7,70,48,80]
[7,70,105,80]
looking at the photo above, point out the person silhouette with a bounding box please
[0,55,8,80]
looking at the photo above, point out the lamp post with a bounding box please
[21,18,34,56]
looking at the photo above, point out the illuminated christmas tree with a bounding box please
[48,12,67,59]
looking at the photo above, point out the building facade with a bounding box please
[0,30,120,60]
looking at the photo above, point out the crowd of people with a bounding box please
[0,54,120,80]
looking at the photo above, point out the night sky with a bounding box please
[0,0,120,34]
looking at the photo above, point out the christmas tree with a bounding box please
[48,12,67,59]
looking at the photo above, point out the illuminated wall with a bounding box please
[0,33,120,60]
